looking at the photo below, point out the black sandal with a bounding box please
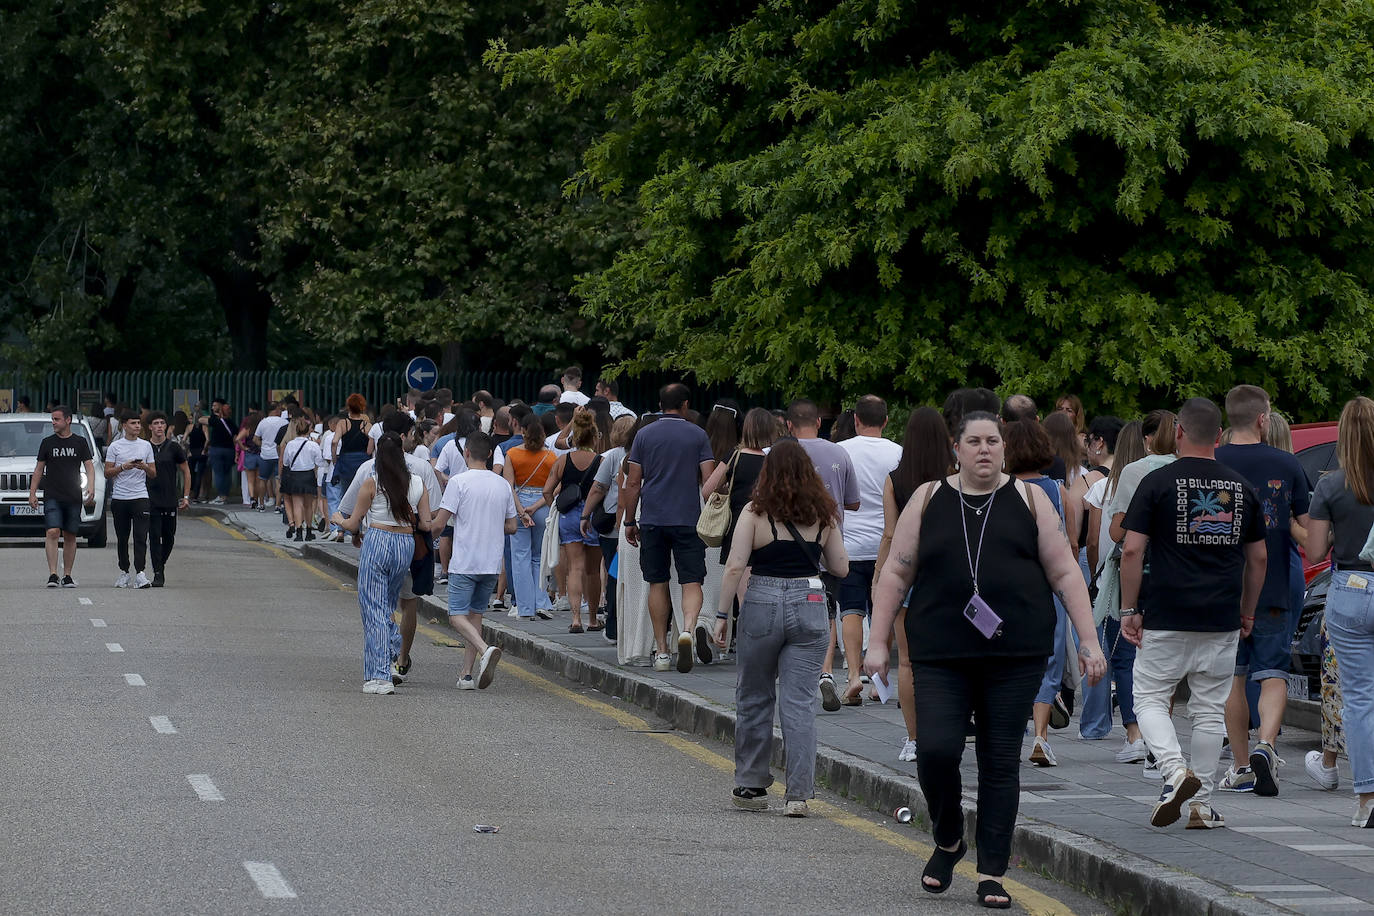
[921,839,966,894]
[977,879,1011,909]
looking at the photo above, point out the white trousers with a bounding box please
[1132,628,1238,806]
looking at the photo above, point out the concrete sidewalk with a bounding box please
[205,503,1371,915]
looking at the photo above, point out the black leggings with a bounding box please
[111,498,150,573]
[148,509,178,573]
[598,535,618,640]
[914,656,1044,876]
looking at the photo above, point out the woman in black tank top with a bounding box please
[331,393,373,495]
[860,412,1105,909]
[711,440,849,817]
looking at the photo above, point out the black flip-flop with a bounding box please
[586,623,605,632]
[921,839,966,894]
[568,624,585,634]
[977,879,1011,909]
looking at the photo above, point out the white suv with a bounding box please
[0,415,107,547]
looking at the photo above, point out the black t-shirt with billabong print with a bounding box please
[37,433,93,505]
[1123,456,1266,632]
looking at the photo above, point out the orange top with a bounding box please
[506,445,554,488]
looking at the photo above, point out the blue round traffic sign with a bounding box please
[405,356,439,392]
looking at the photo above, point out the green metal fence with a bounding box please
[0,369,762,420]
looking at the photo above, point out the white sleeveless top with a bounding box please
[366,472,423,528]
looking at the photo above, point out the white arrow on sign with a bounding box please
[410,367,435,382]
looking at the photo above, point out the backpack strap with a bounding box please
[1021,479,1038,524]
[919,481,938,517]
[781,518,824,574]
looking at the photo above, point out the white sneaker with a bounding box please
[476,646,502,689]
[1115,738,1147,763]
[898,738,918,762]
[1143,751,1159,778]
[1353,798,1374,828]
[676,631,694,673]
[133,571,152,589]
[1186,803,1225,829]
[553,595,571,612]
[361,679,394,695]
[653,653,672,672]
[1029,736,1058,767]
[114,572,131,589]
[456,675,476,690]
[507,606,519,618]
[209,496,226,505]
[1305,750,1339,790]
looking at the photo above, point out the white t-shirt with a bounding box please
[608,401,636,420]
[106,436,155,500]
[320,429,335,467]
[1083,476,1116,580]
[368,422,384,441]
[545,431,571,457]
[435,439,467,478]
[338,453,442,518]
[559,390,589,406]
[283,438,325,472]
[440,470,518,575]
[412,444,430,462]
[837,435,902,561]
[254,415,290,460]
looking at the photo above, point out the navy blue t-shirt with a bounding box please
[626,415,714,527]
[1215,443,1311,612]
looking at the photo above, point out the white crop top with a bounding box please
[366,472,424,528]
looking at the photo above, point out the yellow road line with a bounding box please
[415,623,1076,916]
[202,526,1079,916]
[198,516,353,591]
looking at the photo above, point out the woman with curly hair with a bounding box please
[712,438,849,817]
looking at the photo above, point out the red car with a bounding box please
[1291,421,1338,581]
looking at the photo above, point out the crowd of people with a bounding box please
[29,367,1374,911]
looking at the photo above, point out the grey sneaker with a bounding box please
[653,653,672,672]
[1219,766,1257,793]
[1150,769,1202,827]
[476,646,502,689]
[456,676,476,690]
[784,800,809,818]
[731,787,768,811]
[1029,737,1058,767]
[818,674,842,712]
[1115,738,1147,763]
[1186,803,1225,829]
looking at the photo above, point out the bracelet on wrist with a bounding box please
[715,613,729,620]
[1119,607,1141,617]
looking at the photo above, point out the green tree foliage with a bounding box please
[495,0,1374,417]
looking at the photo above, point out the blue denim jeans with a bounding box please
[734,575,830,802]
[1078,617,1138,738]
[208,446,236,498]
[1324,568,1374,793]
[1035,596,1068,706]
[324,476,343,534]
[508,488,552,617]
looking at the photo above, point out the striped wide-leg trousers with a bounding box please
[357,529,414,682]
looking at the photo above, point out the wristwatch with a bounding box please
[1119,607,1141,617]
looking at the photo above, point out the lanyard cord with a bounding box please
[957,476,997,595]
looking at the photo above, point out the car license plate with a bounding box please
[1287,673,1310,700]
[9,505,42,516]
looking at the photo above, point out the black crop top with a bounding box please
[748,516,824,578]
[339,418,370,454]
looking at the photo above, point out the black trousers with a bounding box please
[598,535,618,640]
[914,656,1045,876]
[111,498,150,573]
[148,508,178,573]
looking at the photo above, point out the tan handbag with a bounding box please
[696,451,740,547]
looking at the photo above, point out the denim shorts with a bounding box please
[43,501,82,533]
[1235,604,1300,680]
[242,452,260,472]
[638,524,706,585]
[558,504,599,546]
[837,560,877,619]
[257,459,278,481]
[448,573,498,616]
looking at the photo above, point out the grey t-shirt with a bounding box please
[594,446,626,512]
[1310,469,1374,569]
[797,437,859,533]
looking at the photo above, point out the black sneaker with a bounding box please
[732,786,768,811]
[61,575,77,588]
[694,624,714,665]
[151,571,165,588]
[305,530,315,541]
[294,529,304,542]
[46,574,59,588]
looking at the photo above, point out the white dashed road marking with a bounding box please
[78,597,93,605]
[243,862,296,899]
[123,674,146,687]
[149,716,177,735]
[186,775,224,802]
[90,618,106,627]
[106,643,123,653]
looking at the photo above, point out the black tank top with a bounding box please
[906,478,1055,661]
[339,418,369,454]
[209,414,236,449]
[749,516,824,578]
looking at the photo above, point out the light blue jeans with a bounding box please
[1035,596,1068,706]
[1078,617,1137,738]
[1324,568,1374,793]
[325,477,343,535]
[508,488,552,617]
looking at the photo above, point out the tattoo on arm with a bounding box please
[896,551,914,569]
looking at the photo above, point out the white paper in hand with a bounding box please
[871,671,894,704]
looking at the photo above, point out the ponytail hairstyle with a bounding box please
[373,432,415,526]
[520,413,546,451]
[569,410,598,449]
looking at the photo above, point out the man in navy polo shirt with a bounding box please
[620,383,717,673]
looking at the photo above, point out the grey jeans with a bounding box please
[734,575,830,801]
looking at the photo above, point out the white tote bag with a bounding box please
[539,505,561,588]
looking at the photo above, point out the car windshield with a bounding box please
[0,420,95,459]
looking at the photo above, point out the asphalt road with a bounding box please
[0,518,1104,915]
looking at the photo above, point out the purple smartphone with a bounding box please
[963,594,1004,639]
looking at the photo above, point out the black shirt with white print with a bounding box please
[1123,456,1265,632]
[37,434,93,505]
